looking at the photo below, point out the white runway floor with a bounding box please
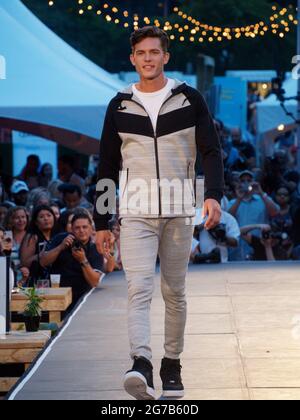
[9,261,300,400]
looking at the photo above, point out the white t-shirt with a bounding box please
[198,210,241,263]
[132,78,175,131]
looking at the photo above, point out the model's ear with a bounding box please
[164,52,170,65]
[130,53,135,67]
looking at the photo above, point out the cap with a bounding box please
[238,170,254,180]
[11,180,29,194]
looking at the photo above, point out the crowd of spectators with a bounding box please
[1,125,300,308]
[191,123,300,264]
[0,154,118,311]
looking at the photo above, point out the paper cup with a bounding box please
[50,274,61,288]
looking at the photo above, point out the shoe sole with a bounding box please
[162,389,185,398]
[124,371,156,400]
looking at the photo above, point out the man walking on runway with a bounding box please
[94,26,224,400]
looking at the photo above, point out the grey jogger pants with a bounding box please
[120,217,194,361]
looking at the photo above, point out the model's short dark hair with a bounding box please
[130,26,170,52]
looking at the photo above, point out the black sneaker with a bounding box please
[160,357,184,398]
[123,356,155,400]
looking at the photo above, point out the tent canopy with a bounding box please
[0,0,124,154]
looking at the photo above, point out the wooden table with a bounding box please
[0,331,51,393]
[11,288,72,324]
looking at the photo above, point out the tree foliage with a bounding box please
[21,0,297,74]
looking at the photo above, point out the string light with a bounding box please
[47,1,297,44]
[173,3,297,42]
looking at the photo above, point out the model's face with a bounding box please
[130,37,170,81]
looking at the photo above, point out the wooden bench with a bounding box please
[0,331,51,393]
[11,288,72,324]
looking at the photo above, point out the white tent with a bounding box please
[256,75,297,134]
[0,0,124,154]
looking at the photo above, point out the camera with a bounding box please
[193,247,221,264]
[262,230,288,241]
[72,240,83,251]
[240,183,253,194]
[208,223,227,242]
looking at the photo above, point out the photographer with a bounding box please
[228,170,279,260]
[240,223,293,261]
[192,207,240,264]
[40,212,105,310]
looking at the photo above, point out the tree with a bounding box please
[21,0,296,74]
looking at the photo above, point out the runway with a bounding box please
[8,261,300,400]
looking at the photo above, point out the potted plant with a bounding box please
[21,287,44,332]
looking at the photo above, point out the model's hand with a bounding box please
[202,199,222,230]
[95,230,113,259]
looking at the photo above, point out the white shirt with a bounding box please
[132,78,175,131]
[197,210,241,263]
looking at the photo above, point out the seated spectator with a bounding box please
[283,170,300,207]
[227,170,279,260]
[10,180,29,207]
[0,202,13,225]
[220,127,240,170]
[38,163,53,188]
[231,127,256,170]
[59,184,91,211]
[57,209,75,234]
[4,206,29,263]
[20,205,57,286]
[48,179,63,201]
[18,155,40,190]
[27,187,51,211]
[40,212,104,311]
[50,201,61,221]
[191,206,240,264]
[261,150,290,196]
[0,226,7,255]
[110,220,122,271]
[271,186,293,237]
[58,155,85,194]
[240,224,293,261]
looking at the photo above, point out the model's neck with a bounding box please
[136,74,168,93]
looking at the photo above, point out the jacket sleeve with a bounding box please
[93,100,122,231]
[195,92,224,204]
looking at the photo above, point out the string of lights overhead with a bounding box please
[47,1,298,44]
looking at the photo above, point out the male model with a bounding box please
[94,26,224,400]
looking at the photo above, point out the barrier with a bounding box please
[0,257,10,334]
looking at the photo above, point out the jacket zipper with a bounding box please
[128,93,176,216]
[187,162,196,207]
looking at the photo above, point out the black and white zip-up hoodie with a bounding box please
[94,79,224,231]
